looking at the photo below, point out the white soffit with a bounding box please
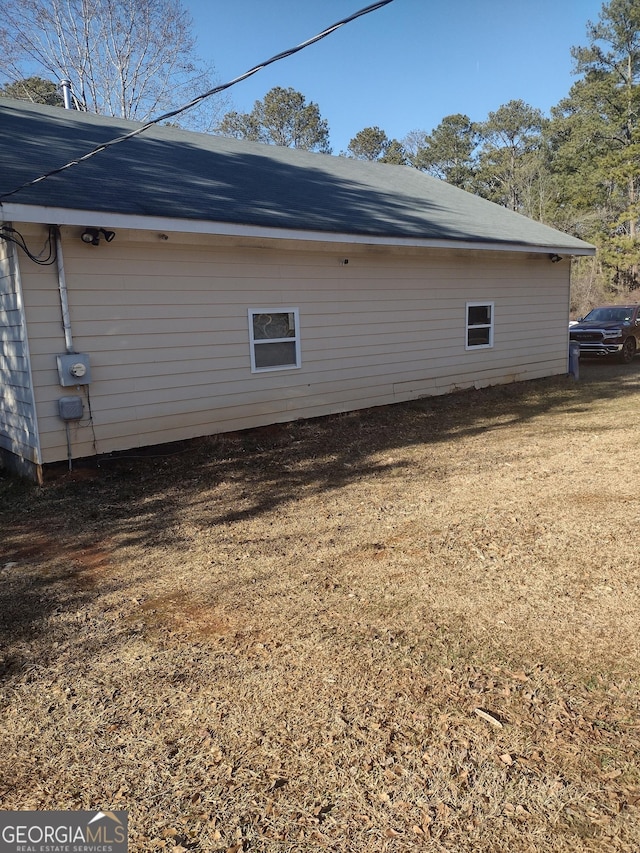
[0,202,597,256]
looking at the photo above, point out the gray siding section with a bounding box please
[0,234,40,468]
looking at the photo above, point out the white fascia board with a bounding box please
[1,202,596,256]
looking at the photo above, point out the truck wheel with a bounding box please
[620,337,636,363]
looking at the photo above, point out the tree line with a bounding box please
[1,0,639,308]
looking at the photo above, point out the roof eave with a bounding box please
[0,202,597,256]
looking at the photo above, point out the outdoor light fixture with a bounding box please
[80,227,116,245]
[80,228,99,245]
[549,253,563,263]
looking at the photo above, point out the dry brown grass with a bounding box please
[2,359,640,852]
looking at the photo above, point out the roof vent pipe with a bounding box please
[59,80,73,110]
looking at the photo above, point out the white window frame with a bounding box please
[465,301,494,350]
[248,307,301,373]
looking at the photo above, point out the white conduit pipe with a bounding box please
[55,227,74,353]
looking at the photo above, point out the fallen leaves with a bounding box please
[2,369,640,850]
[502,803,531,821]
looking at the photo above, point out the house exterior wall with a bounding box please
[0,233,42,478]
[17,224,571,466]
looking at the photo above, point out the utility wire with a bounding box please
[0,224,57,264]
[0,0,394,202]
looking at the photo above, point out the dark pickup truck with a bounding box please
[569,304,640,363]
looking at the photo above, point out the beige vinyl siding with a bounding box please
[17,225,571,465]
[0,235,41,469]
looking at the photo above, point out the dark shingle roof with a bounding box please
[0,99,594,252]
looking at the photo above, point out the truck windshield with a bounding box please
[584,308,633,323]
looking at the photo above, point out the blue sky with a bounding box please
[183,0,605,153]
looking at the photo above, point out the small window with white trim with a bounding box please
[249,308,301,372]
[466,302,494,349]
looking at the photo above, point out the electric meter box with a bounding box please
[58,395,84,421]
[56,352,91,386]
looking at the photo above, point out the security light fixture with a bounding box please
[81,228,99,245]
[81,227,115,245]
[549,253,563,263]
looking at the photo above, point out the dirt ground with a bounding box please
[1,358,640,852]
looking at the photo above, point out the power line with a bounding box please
[0,0,394,202]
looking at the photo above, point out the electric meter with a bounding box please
[56,353,92,386]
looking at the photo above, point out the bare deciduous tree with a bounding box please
[0,0,224,127]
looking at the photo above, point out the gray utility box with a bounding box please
[58,396,84,421]
[56,352,91,386]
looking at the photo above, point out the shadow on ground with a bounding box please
[1,358,638,663]
[4,357,639,538]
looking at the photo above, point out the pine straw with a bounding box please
[2,360,640,852]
